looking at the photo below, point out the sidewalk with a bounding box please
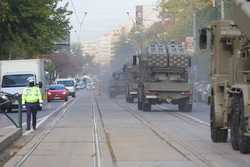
[0,127,22,153]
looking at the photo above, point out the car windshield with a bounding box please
[57,80,74,87]
[49,85,65,90]
[2,74,34,88]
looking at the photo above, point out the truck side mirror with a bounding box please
[199,28,208,50]
[132,55,137,65]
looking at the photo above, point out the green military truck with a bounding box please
[199,0,250,154]
[137,42,192,112]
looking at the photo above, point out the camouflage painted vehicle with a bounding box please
[126,56,139,103]
[109,71,128,98]
[199,0,250,153]
[137,42,192,112]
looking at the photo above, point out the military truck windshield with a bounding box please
[2,74,35,88]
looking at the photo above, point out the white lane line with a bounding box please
[92,103,102,167]
[23,100,72,136]
[15,104,73,167]
[157,105,210,127]
[176,112,210,127]
[3,103,66,129]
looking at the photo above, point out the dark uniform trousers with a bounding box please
[26,103,39,130]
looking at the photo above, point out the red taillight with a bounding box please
[48,92,52,95]
[145,90,159,96]
[62,91,66,95]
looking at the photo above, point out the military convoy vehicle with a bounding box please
[109,70,128,98]
[126,56,139,103]
[137,42,192,112]
[199,0,250,153]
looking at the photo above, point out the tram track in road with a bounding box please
[115,100,218,167]
[13,98,76,167]
[91,102,102,167]
[94,96,118,167]
[156,105,210,127]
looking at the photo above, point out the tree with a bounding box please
[0,0,72,60]
[158,0,233,40]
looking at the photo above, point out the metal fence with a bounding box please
[0,92,22,129]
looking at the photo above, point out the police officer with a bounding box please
[22,79,43,130]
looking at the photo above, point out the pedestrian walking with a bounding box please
[22,78,43,130]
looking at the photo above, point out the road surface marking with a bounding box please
[15,99,76,167]
[157,105,210,126]
[23,100,72,136]
[176,112,210,127]
[92,102,102,167]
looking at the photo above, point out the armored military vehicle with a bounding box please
[137,41,192,112]
[199,0,250,153]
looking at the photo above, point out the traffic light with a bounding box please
[208,0,216,7]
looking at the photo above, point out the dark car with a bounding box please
[0,92,13,112]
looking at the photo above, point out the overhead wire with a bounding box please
[69,0,81,25]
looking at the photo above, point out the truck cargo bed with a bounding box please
[144,82,191,92]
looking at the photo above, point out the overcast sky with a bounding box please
[66,0,158,42]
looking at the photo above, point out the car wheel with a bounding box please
[65,97,68,101]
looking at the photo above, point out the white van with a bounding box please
[0,59,47,111]
[55,78,76,97]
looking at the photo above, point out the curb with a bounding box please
[0,128,22,153]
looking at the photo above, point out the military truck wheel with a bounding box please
[179,103,192,112]
[138,101,143,110]
[231,96,240,150]
[126,96,134,103]
[210,99,228,143]
[237,95,250,154]
[142,102,151,112]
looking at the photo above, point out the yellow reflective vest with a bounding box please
[22,86,43,104]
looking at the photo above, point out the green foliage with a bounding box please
[0,0,72,60]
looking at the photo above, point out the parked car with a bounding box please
[55,78,76,97]
[47,84,69,102]
[0,92,13,112]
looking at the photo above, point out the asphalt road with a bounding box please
[4,90,250,167]
[158,102,210,124]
